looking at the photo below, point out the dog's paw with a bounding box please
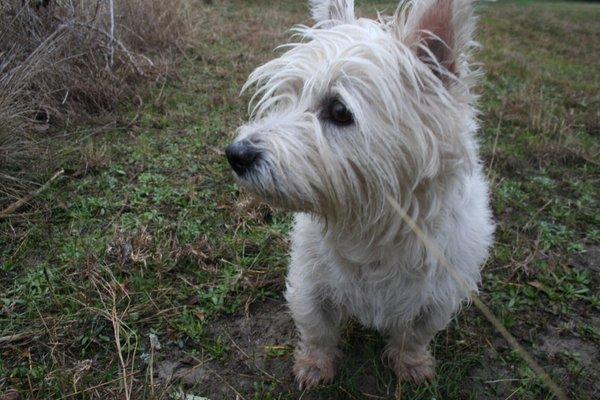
[293,347,339,390]
[385,347,435,384]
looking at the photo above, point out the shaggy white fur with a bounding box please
[226,0,494,389]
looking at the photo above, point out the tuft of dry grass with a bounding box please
[0,0,196,208]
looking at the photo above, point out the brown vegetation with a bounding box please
[0,0,195,207]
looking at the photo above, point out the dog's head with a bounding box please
[226,0,479,225]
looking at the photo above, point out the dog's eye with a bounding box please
[328,100,353,125]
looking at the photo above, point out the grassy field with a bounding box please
[1,0,599,399]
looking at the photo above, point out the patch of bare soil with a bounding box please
[463,346,518,400]
[200,300,297,397]
[153,299,296,398]
[152,295,599,399]
[570,244,600,273]
[153,299,393,399]
[537,322,600,398]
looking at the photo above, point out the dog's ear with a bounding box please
[310,0,355,25]
[402,0,474,82]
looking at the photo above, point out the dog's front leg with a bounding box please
[285,282,343,390]
[383,313,445,384]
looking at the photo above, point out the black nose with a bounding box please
[225,139,261,176]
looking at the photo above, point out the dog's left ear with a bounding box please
[310,0,355,25]
[402,0,474,82]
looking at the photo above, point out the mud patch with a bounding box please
[528,321,600,398]
[569,244,600,273]
[462,338,520,400]
[152,298,600,399]
[205,298,298,391]
[155,299,299,399]
[540,337,598,367]
[153,299,397,399]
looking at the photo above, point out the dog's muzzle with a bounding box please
[225,139,261,176]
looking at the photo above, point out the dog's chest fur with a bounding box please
[327,259,433,330]
[287,168,493,332]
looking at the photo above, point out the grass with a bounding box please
[1,0,599,399]
[0,0,195,208]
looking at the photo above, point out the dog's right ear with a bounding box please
[310,0,355,25]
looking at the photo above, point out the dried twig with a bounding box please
[109,0,115,67]
[70,21,150,75]
[60,371,140,399]
[0,169,64,219]
[0,331,38,346]
[90,267,137,400]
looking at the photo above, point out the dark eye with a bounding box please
[329,99,353,125]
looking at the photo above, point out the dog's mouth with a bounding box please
[230,162,314,213]
[239,167,286,205]
[224,139,321,213]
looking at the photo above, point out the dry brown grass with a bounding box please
[0,0,196,207]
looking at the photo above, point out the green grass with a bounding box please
[1,0,599,399]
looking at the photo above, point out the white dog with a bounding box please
[226,0,494,389]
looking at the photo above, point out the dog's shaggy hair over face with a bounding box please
[226,0,494,389]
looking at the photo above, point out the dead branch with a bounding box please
[0,331,38,346]
[70,21,152,75]
[0,168,64,219]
